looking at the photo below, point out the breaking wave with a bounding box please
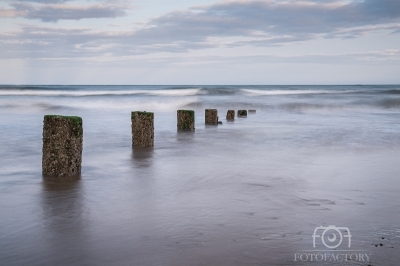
[1,85,399,97]
[0,88,201,97]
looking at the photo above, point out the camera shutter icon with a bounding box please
[312,225,352,249]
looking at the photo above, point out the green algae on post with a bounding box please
[205,109,218,125]
[42,115,83,177]
[177,110,195,131]
[44,115,82,137]
[237,110,247,117]
[131,111,154,148]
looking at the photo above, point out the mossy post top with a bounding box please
[44,114,82,123]
[44,115,83,137]
[131,111,154,118]
[177,110,195,118]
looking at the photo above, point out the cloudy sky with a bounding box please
[0,0,399,84]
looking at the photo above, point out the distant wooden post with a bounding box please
[131,111,154,148]
[237,110,247,117]
[42,115,83,177]
[205,109,218,125]
[226,110,235,120]
[177,110,195,131]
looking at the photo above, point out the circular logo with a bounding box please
[321,228,343,249]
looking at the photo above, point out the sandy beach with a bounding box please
[0,85,399,265]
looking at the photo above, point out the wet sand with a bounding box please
[0,86,400,265]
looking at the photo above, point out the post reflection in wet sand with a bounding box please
[41,176,90,265]
[131,148,154,168]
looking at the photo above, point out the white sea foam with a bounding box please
[0,98,199,112]
[0,88,201,97]
[69,99,198,111]
[241,89,352,95]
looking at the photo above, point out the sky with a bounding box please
[0,0,399,85]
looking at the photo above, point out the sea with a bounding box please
[0,85,399,265]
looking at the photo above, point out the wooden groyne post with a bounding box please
[226,110,235,120]
[131,111,154,148]
[42,115,83,177]
[205,109,218,125]
[237,110,247,117]
[177,110,195,131]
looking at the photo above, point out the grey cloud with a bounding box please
[1,0,400,59]
[2,24,399,68]
[138,0,400,43]
[12,0,71,3]
[0,26,118,59]
[325,24,400,39]
[0,24,204,60]
[11,2,127,21]
[362,0,400,18]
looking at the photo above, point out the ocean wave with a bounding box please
[0,88,201,97]
[199,87,238,95]
[377,98,400,109]
[379,89,400,95]
[278,103,332,112]
[0,98,199,112]
[181,99,400,113]
[2,86,398,97]
[241,89,353,96]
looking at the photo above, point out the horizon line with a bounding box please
[1,84,399,86]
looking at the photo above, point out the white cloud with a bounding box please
[0,7,23,18]
[1,0,400,60]
[0,0,399,84]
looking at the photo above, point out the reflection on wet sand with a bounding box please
[176,130,195,142]
[131,148,154,168]
[41,176,90,265]
[2,85,400,265]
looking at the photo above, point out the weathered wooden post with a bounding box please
[177,110,195,131]
[205,109,218,125]
[131,111,154,148]
[237,110,247,117]
[42,115,83,177]
[226,110,235,120]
